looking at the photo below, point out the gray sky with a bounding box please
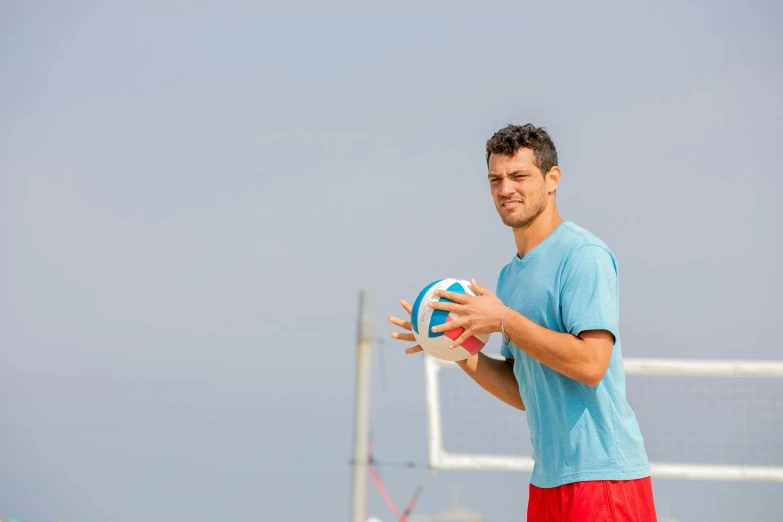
[1,2,782,521]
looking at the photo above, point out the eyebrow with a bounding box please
[488,170,531,178]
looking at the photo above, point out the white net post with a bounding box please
[424,354,783,482]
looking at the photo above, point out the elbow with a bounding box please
[581,375,603,387]
[579,365,609,387]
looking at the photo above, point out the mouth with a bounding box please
[500,200,522,210]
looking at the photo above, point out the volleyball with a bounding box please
[411,278,490,361]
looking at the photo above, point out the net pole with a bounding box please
[350,291,372,522]
[424,354,444,471]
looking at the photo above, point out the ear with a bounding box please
[546,166,561,194]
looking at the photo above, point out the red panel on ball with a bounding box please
[444,316,486,355]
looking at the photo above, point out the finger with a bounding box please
[405,345,424,354]
[428,300,462,313]
[433,290,469,303]
[390,332,416,342]
[388,315,412,331]
[431,317,467,334]
[470,278,494,296]
[448,329,473,349]
[400,299,413,314]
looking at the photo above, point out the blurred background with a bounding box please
[1,1,782,521]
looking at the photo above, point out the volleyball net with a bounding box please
[424,354,783,482]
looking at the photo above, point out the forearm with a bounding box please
[503,309,607,386]
[456,352,525,411]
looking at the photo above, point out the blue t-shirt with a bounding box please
[497,221,650,488]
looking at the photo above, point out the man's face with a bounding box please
[488,148,551,229]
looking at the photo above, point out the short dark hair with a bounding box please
[485,124,558,174]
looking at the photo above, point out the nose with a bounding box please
[499,177,515,196]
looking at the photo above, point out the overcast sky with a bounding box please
[1,2,782,521]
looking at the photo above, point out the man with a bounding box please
[389,124,657,521]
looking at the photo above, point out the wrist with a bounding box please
[500,306,512,343]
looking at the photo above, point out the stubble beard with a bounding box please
[498,195,548,229]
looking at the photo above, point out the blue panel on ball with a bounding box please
[428,281,466,338]
[411,279,441,334]
[446,281,467,295]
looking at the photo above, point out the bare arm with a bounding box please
[456,353,525,411]
[429,280,614,387]
[501,310,613,387]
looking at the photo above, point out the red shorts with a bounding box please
[528,477,657,522]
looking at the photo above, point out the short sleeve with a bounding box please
[560,245,620,343]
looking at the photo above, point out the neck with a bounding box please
[512,203,564,258]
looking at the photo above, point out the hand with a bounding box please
[429,278,507,349]
[388,299,424,354]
